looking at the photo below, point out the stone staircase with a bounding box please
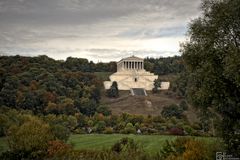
[130,88,147,96]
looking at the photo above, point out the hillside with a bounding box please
[101,90,199,123]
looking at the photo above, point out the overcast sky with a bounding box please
[0,0,202,62]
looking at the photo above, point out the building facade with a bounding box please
[104,56,158,90]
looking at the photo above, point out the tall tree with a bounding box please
[182,0,240,156]
[107,81,119,98]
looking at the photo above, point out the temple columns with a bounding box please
[122,61,144,70]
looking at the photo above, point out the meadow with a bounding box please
[68,134,219,154]
[0,134,220,154]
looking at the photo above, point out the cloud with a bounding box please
[0,0,202,62]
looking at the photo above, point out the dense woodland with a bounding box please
[144,56,184,75]
[0,55,103,116]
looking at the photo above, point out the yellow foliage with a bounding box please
[182,139,208,160]
[7,118,54,152]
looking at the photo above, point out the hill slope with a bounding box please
[101,91,198,123]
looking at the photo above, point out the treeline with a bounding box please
[0,55,117,73]
[144,56,184,75]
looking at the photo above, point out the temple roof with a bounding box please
[119,56,144,63]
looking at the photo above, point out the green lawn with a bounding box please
[0,134,220,154]
[68,134,219,154]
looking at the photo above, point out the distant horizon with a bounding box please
[0,53,181,63]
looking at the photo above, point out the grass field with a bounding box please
[0,134,220,154]
[68,134,219,154]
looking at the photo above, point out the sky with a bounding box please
[0,0,202,62]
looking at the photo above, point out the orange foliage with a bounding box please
[47,140,72,157]
[43,91,56,103]
[96,113,105,121]
[30,80,38,90]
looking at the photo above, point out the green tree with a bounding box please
[51,124,70,142]
[152,78,162,93]
[96,105,112,116]
[94,121,106,133]
[182,0,240,156]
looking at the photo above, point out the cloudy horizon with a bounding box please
[0,0,202,62]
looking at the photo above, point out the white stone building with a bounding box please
[104,56,158,90]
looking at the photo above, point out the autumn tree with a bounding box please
[182,0,240,156]
[7,118,54,158]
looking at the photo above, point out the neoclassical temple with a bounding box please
[104,56,158,90]
[117,56,144,71]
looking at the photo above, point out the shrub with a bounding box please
[153,115,165,123]
[111,137,142,154]
[161,104,183,118]
[159,138,189,159]
[182,139,208,160]
[94,121,106,133]
[168,127,184,135]
[124,123,136,134]
[159,137,221,160]
[96,105,111,116]
[47,140,72,158]
[73,128,86,134]
[183,125,194,135]
[103,127,113,134]
[51,124,70,142]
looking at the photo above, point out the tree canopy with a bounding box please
[182,0,240,156]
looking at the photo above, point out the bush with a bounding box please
[73,128,86,134]
[183,125,194,135]
[111,137,142,154]
[103,127,113,134]
[51,124,70,142]
[94,121,106,133]
[160,137,216,160]
[160,137,189,159]
[47,140,72,158]
[96,105,111,116]
[124,123,136,134]
[168,127,184,135]
[161,104,183,119]
[182,139,208,160]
